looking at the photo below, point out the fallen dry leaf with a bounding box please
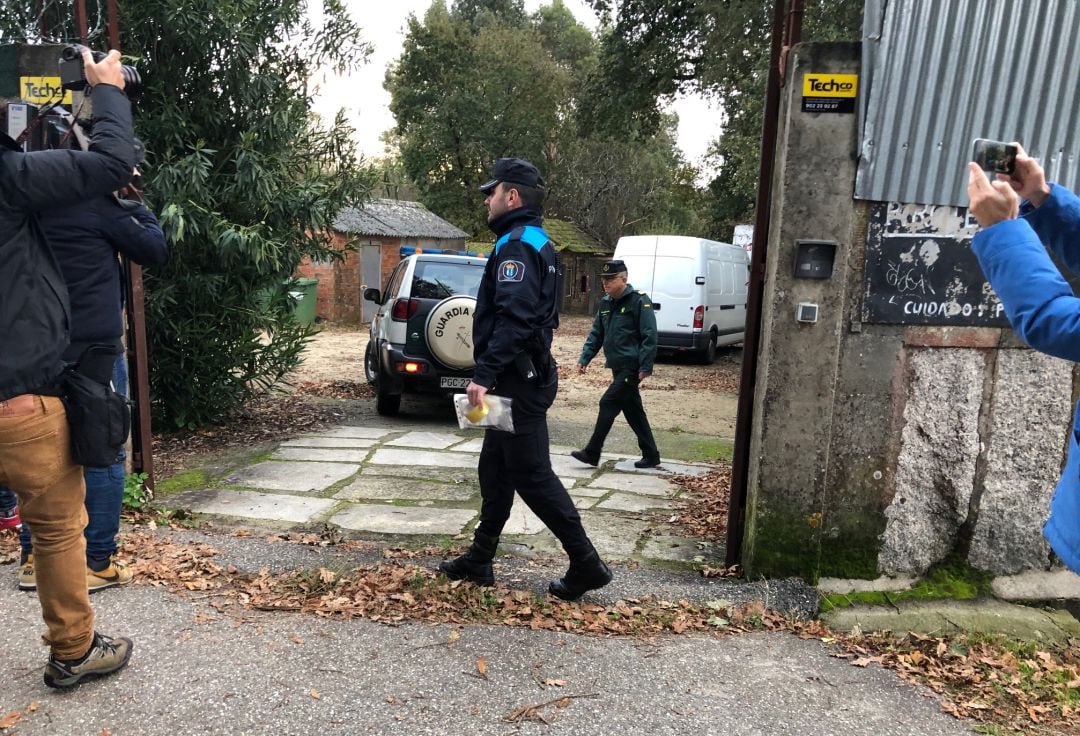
[543,679,568,687]
[477,656,488,678]
[309,689,321,700]
[0,712,21,729]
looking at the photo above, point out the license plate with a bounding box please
[440,376,470,389]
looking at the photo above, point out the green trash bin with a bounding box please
[290,277,320,325]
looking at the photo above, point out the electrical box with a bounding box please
[793,239,837,279]
[796,302,819,323]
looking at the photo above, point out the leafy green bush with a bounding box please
[123,472,151,510]
[117,0,376,428]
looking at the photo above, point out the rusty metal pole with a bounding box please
[73,0,88,42]
[106,1,157,490]
[724,0,802,568]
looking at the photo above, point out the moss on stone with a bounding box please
[745,507,884,583]
[153,470,208,496]
[820,554,993,612]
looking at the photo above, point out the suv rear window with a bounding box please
[410,261,484,300]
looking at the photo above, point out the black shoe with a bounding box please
[549,550,613,601]
[633,456,661,469]
[439,533,498,586]
[44,632,132,689]
[570,449,599,467]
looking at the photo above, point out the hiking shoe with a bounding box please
[570,449,600,467]
[44,632,133,689]
[87,559,133,592]
[549,550,613,601]
[18,554,36,591]
[633,456,661,469]
[0,506,20,531]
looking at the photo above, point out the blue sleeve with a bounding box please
[102,200,169,267]
[471,239,545,388]
[1023,184,1080,272]
[973,215,1080,362]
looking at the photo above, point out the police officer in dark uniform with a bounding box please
[439,158,612,601]
[571,260,661,468]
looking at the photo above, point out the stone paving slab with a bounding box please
[318,426,395,439]
[175,489,338,523]
[641,534,711,563]
[500,504,547,535]
[571,495,599,510]
[360,466,479,484]
[587,472,674,497]
[579,511,652,559]
[369,448,477,468]
[386,431,464,450]
[596,492,672,512]
[279,437,377,449]
[450,437,485,453]
[613,459,712,476]
[558,477,577,489]
[334,477,477,502]
[224,461,360,493]
[272,447,371,464]
[330,504,476,536]
[550,453,600,478]
[568,485,608,498]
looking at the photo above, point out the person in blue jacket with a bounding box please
[967,147,1080,576]
[439,158,612,601]
[11,161,169,594]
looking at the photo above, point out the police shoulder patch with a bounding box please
[498,259,525,282]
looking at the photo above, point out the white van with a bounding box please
[613,235,750,362]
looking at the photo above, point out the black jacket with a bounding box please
[472,207,560,388]
[0,85,135,400]
[42,195,168,351]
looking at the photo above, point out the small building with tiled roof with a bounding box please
[469,217,613,314]
[297,199,469,325]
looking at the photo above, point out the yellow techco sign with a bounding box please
[19,76,73,105]
[802,73,857,113]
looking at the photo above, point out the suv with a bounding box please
[363,252,487,416]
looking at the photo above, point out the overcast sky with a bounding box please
[308,0,723,176]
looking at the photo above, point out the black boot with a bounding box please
[548,549,613,601]
[439,532,498,586]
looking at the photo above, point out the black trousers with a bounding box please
[475,367,593,559]
[584,369,659,460]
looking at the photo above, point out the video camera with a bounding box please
[4,45,141,152]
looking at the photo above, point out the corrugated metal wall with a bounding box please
[856,0,1080,206]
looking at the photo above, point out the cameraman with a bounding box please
[0,48,135,688]
[967,148,1080,577]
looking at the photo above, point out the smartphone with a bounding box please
[972,138,1018,176]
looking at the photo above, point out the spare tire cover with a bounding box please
[425,295,477,370]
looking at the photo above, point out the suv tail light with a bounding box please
[391,298,419,321]
[693,305,704,329]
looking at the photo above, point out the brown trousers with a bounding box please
[0,395,93,659]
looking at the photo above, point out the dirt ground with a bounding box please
[290,316,741,438]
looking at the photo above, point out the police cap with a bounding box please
[479,158,545,194]
[599,259,627,276]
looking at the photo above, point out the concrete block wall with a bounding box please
[743,42,1078,582]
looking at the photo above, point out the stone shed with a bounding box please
[297,199,469,325]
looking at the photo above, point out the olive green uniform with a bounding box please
[578,285,659,462]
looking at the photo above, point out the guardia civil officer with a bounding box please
[571,261,661,469]
[439,158,612,601]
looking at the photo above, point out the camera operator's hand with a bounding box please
[83,48,125,90]
[968,163,1019,229]
[998,143,1051,209]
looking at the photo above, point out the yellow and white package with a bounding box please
[453,394,514,432]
